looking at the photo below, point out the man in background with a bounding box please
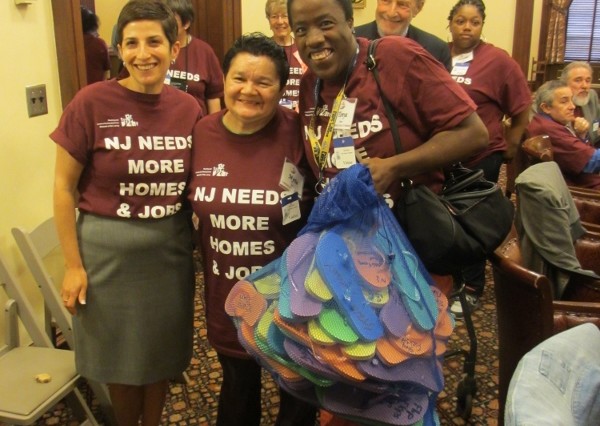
[561,61,600,145]
[354,0,451,70]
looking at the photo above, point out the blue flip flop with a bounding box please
[315,230,384,342]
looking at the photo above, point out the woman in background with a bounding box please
[162,0,224,115]
[187,33,316,426]
[447,0,531,316]
[265,0,306,110]
[52,2,201,424]
[80,5,110,84]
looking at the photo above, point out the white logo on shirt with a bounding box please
[212,163,228,176]
[120,114,139,127]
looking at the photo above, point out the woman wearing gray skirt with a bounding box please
[51,1,202,425]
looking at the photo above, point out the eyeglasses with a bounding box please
[269,13,288,21]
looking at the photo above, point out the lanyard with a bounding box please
[308,46,359,190]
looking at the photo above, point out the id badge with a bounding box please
[593,120,599,134]
[279,158,305,196]
[451,63,470,76]
[335,98,357,130]
[279,98,294,109]
[333,136,356,169]
[170,77,188,93]
[281,192,301,225]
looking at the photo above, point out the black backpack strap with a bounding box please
[365,39,403,155]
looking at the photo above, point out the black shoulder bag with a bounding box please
[365,40,514,275]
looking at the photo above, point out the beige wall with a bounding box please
[96,0,126,48]
[0,1,64,334]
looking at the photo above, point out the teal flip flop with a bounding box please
[315,230,384,342]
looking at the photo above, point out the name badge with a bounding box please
[279,158,305,196]
[451,63,470,76]
[452,51,474,66]
[335,98,357,130]
[170,77,188,93]
[333,136,356,169]
[279,98,294,110]
[593,120,599,134]
[281,192,301,225]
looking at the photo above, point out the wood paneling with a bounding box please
[512,0,535,76]
[191,0,241,63]
[52,0,86,108]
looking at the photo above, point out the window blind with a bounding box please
[565,0,600,61]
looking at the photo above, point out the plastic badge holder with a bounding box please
[286,232,323,318]
[315,230,384,342]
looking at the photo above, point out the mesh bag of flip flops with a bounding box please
[225,164,454,426]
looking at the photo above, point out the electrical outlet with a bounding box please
[26,84,48,117]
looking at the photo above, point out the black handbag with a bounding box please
[366,40,515,275]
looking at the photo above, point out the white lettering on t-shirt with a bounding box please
[208,236,276,256]
[104,136,132,150]
[128,159,185,174]
[221,188,280,205]
[137,135,191,150]
[210,214,269,231]
[193,186,216,202]
[119,181,185,196]
[452,76,472,85]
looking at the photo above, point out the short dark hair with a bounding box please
[287,0,353,26]
[80,6,99,34]
[223,32,289,90]
[447,0,486,23]
[162,0,194,28]
[115,0,178,47]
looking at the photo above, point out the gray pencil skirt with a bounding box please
[73,211,195,385]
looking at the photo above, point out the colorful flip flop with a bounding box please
[286,232,323,318]
[315,230,384,342]
[317,382,430,426]
[341,340,377,361]
[379,286,411,338]
[375,336,410,366]
[224,280,267,327]
[318,306,359,345]
[273,309,311,347]
[356,355,444,393]
[304,257,333,302]
[362,286,389,307]
[388,325,434,357]
[312,344,367,382]
[307,318,336,346]
[345,232,391,290]
[283,338,341,383]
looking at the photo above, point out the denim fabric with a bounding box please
[505,323,600,425]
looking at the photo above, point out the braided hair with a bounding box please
[447,0,486,23]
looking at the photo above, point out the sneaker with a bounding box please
[450,293,480,319]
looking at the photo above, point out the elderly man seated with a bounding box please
[528,79,600,189]
[561,61,600,145]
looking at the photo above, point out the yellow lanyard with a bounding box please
[307,86,346,176]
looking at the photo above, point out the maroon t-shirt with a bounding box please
[298,36,477,203]
[280,43,306,110]
[166,37,224,115]
[449,42,532,167]
[528,113,600,189]
[188,108,314,358]
[51,80,202,219]
[83,33,110,85]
